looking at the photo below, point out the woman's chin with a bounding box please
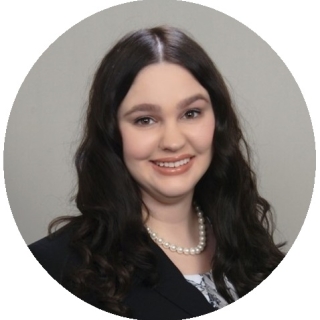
[145,186,195,202]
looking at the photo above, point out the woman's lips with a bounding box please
[151,156,195,176]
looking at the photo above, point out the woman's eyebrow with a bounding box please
[122,104,161,117]
[177,93,210,110]
[122,93,209,117]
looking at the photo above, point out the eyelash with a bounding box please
[182,109,201,119]
[133,109,201,126]
[134,117,156,126]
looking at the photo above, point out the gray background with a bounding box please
[4,0,315,249]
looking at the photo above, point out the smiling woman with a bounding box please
[28,26,285,319]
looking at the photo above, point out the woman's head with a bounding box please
[82,26,239,197]
[118,62,215,203]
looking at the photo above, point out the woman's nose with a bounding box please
[159,122,186,152]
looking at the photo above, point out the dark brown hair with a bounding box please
[50,26,285,317]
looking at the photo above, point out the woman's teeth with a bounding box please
[155,158,190,168]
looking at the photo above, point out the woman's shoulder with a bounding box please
[28,224,80,283]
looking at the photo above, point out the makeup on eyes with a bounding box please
[131,106,208,126]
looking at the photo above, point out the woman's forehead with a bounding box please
[118,62,210,112]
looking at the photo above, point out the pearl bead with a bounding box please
[169,245,177,252]
[177,247,183,254]
[183,248,190,255]
[163,242,170,248]
[190,248,196,255]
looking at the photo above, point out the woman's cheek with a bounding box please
[122,130,158,160]
[190,123,215,153]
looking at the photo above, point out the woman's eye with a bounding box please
[134,117,155,126]
[183,109,201,119]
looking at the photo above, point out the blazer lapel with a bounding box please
[150,241,215,317]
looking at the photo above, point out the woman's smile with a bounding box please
[150,155,195,176]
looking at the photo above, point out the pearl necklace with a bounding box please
[146,204,206,255]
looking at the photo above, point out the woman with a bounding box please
[29,26,285,319]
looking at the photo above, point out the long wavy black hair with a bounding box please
[50,26,285,317]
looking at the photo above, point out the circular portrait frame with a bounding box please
[2,1,318,319]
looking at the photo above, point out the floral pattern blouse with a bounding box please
[184,272,238,309]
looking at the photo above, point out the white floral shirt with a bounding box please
[184,272,238,309]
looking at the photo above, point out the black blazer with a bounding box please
[29,227,216,320]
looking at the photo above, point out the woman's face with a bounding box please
[118,62,215,202]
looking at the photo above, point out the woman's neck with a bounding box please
[142,191,199,248]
